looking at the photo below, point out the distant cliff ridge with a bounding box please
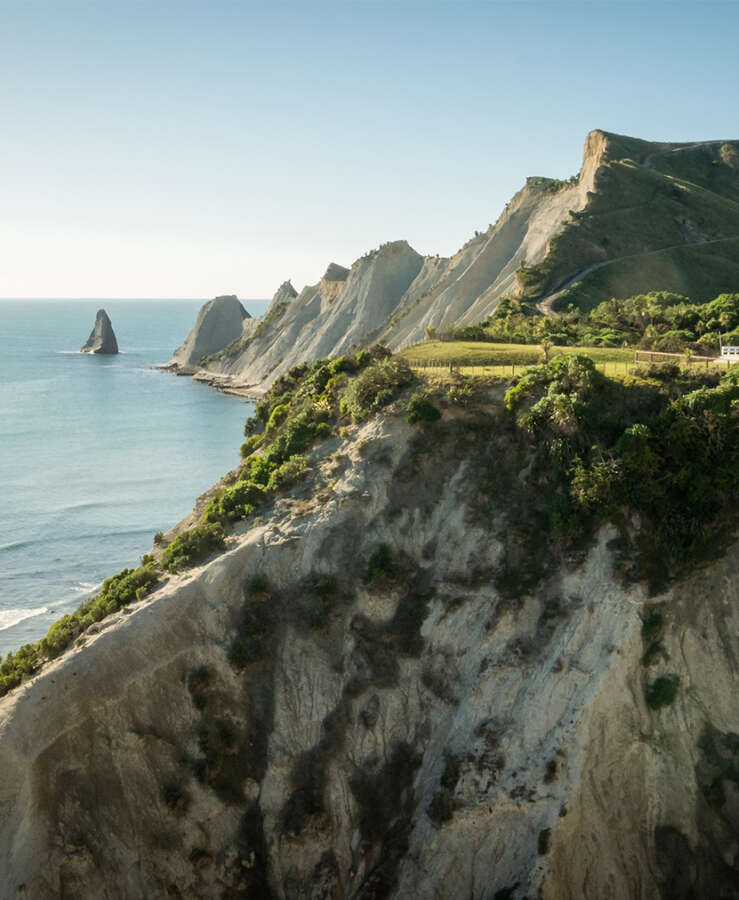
[169,129,739,394]
[80,308,118,354]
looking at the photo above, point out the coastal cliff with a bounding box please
[1,355,737,899]
[167,129,739,395]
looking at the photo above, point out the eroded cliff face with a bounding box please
[0,397,737,900]
[169,295,248,372]
[172,133,607,392]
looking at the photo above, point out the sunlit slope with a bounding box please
[525,133,739,311]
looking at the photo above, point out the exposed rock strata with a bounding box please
[0,404,736,899]
[80,308,118,354]
[168,295,248,372]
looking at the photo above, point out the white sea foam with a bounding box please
[0,606,50,632]
[72,581,101,594]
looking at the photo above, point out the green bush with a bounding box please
[267,455,308,491]
[340,358,414,422]
[240,433,263,458]
[204,480,266,523]
[503,356,739,589]
[645,674,680,709]
[476,290,739,354]
[266,403,290,431]
[406,392,441,424]
[161,523,226,572]
[364,544,396,583]
[329,355,357,375]
[0,562,160,692]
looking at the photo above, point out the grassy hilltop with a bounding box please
[516,132,739,311]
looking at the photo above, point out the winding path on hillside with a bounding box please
[535,235,739,317]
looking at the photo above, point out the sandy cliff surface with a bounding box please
[1,395,736,899]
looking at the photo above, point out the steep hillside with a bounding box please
[170,129,739,394]
[1,357,737,899]
[532,135,739,311]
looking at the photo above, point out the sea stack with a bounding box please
[80,309,119,355]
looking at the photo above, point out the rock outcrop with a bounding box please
[80,309,118,354]
[168,295,248,373]
[268,280,298,312]
[0,394,737,899]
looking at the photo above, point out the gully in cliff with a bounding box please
[80,308,119,355]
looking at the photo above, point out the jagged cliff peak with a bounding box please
[267,280,298,312]
[321,263,349,282]
[356,238,421,265]
[80,308,118,354]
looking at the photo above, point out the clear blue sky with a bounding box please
[2,0,738,299]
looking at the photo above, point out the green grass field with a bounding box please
[401,341,636,366]
[401,341,732,379]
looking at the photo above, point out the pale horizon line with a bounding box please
[0,296,270,302]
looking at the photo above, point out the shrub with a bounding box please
[267,455,308,491]
[642,608,664,644]
[447,378,475,407]
[161,523,226,572]
[340,358,414,422]
[153,531,164,545]
[266,403,290,431]
[329,355,357,375]
[31,564,158,662]
[204,480,266,523]
[502,356,739,590]
[240,434,263,458]
[364,543,396,583]
[406,392,441,425]
[645,674,680,709]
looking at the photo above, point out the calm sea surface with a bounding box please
[0,300,265,657]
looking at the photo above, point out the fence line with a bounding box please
[407,360,635,377]
[634,349,733,367]
[407,351,735,377]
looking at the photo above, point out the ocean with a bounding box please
[0,299,264,658]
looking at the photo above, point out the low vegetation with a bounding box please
[439,291,739,356]
[161,522,226,572]
[503,354,739,589]
[645,674,680,709]
[406,392,441,424]
[0,563,157,696]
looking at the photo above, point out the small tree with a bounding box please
[425,325,436,341]
[540,339,553,362]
